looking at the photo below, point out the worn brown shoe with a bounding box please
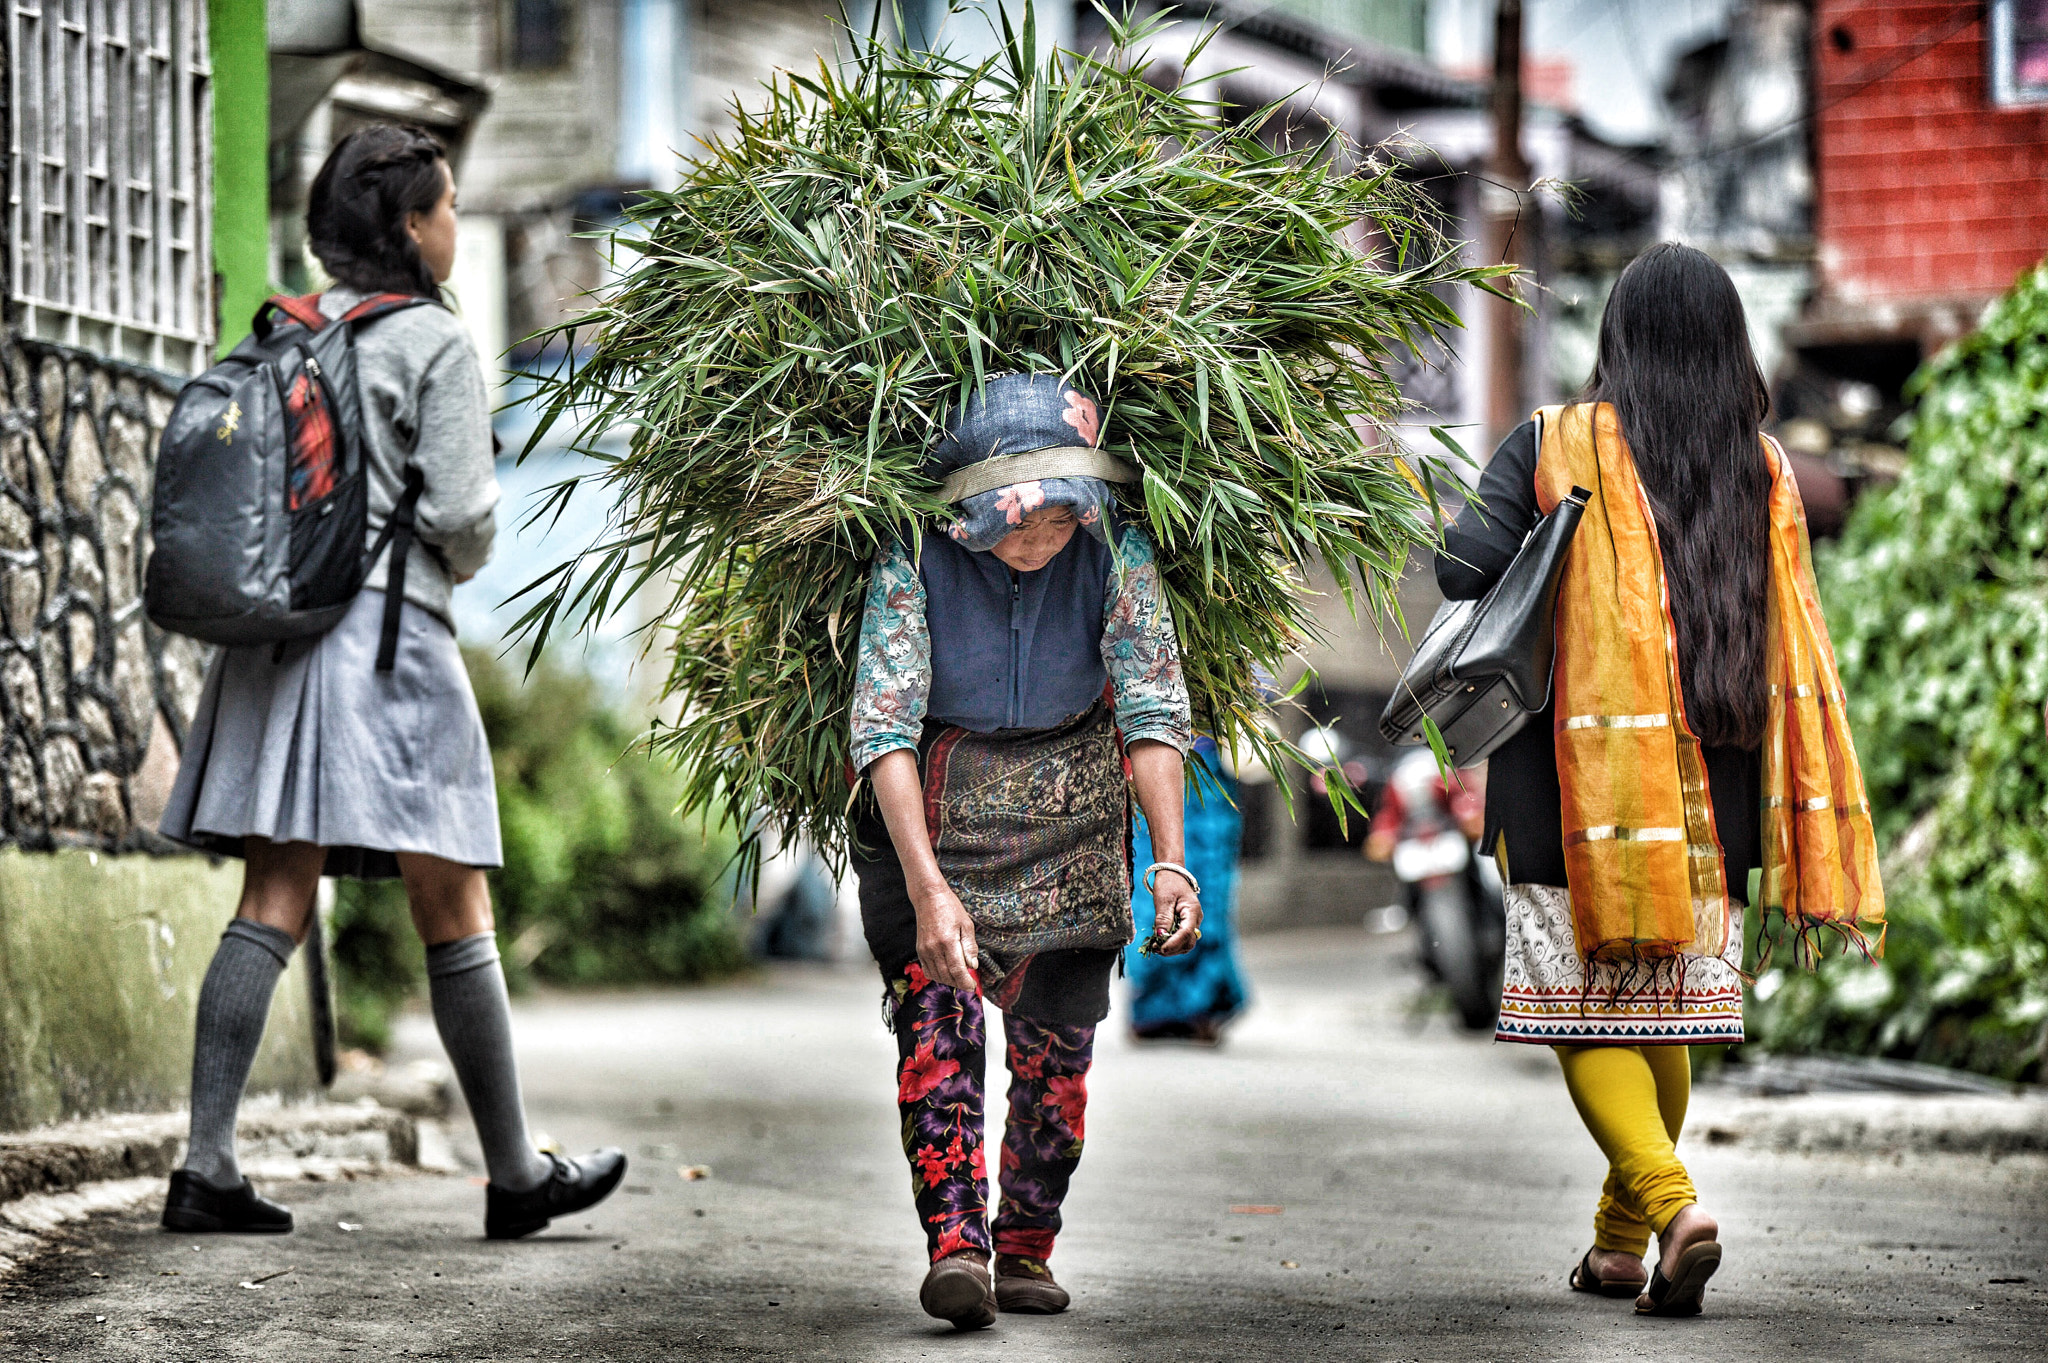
[920,1250,997,1330]
[995,1253,1070,1314]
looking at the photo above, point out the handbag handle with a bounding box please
[1377,475,1590,764]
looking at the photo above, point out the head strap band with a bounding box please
[936,446,1140,503]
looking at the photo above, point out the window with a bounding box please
[508,0,570,70]
[8,0,214,374]
[1991,0,2048,106]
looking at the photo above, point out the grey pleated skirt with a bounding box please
[159,589,502,879]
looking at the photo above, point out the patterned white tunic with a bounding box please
[1495,883,1746,1045]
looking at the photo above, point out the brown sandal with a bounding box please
[920,1251,997,1330]
[1570,1248,1648,1299]
[995,1254,1071,1314]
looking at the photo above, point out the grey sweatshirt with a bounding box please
[318,288,500,629]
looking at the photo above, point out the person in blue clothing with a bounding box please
[1126,736,1250,1044]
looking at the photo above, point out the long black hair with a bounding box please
[306,124,449,298]
[1582,242,1772,750]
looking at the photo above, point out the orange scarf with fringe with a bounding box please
[1532,403,1885,967]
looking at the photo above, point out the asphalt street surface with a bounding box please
[5,926,2044,1361]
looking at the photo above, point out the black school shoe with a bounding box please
[484,1149,628,1240]
[160,1170,294,1234]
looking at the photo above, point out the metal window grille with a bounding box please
[8,0,213,375]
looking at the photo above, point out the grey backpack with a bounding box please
[146,292,431,670]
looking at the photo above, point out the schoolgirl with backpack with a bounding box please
[148,124,624,1239]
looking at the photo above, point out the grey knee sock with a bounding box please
[426,933,552,1192]
[183,920,296,1187]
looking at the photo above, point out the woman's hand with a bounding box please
[914,882,981,991]
[1128,738,1202,954]
[1150,869,1203,956]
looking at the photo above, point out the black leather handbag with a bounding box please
[1378,482,1591,768]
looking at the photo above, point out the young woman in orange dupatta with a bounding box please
[1437,245,1884,1318]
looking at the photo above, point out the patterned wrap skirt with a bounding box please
[1495,882,1745,1046]
[922,701,1134,1003]
[851,702,1132,1024]
[158,589,501,880]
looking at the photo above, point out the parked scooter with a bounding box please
[1366,750,1505,1030]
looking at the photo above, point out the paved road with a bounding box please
[5,927,2044,1361]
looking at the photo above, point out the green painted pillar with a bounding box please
[210,0,269,355]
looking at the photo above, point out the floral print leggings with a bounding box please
[889,962,1095,1263]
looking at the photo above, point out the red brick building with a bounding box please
[1798,0,2048,355]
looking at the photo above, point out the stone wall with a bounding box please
[0,337,211,850]
[0,341,327,1131]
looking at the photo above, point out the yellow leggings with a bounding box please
[1554,1045,1697,1257]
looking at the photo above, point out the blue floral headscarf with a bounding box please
[927,374,1135,554]
[945,476,1115,553]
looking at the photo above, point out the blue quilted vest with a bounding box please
[918,527,1111,733]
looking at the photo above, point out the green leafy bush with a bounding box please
[327,873,425,1056]
[329,650,746,1051]
[1746,261,2048,1081]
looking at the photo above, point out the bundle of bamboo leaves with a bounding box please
[512,4,1502,877]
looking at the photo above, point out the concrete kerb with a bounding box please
[1693,1090,2048,1156]
[0,1099,422,1276]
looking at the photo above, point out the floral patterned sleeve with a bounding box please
[1102,523,1193,753]
[849,537,931,773]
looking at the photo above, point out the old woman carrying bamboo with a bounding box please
[848,374,1199,1330]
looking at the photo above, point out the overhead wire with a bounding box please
[1401,3,1981,205]
[1598,6,1982,188]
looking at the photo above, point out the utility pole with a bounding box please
[1484,0,1530,449]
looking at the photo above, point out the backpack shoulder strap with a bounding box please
[364,466,429,672]
[339,293,438,327]
[250,293,328,342]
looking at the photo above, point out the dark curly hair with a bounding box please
[306,124,450,298]
[1582,242,1774,751]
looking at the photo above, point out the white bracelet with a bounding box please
[1143,861,1201,897]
